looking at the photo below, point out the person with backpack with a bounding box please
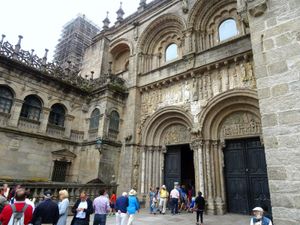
[250,207,273,225]
[194,191,205,225]
[0,188,33,225]
[31,190,59,225]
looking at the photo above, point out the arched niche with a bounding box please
[110,42,131,74]
[137,14,186,73]
[141,106,193,146]
[199,89,262,141]
[188,0,244,51]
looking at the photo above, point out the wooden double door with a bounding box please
[164,144,194,192]
[224,137,271,214]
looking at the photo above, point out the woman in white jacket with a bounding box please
[57,190,70,225]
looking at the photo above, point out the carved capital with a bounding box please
[190,139,203,151]
[248,0,268,17]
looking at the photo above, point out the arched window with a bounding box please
[219,19,238,42]
[0,86,13,113]
[20,95,42,121]
[165,43,178,62]
[109,111,120,132]
[49,104,66,127]
[89,108,100,130]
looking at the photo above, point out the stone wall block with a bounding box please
[268,166,287,180]
[271,83,289,97]
[261,113,278,127]
[257,87,270,99]
[278,110,300,125]
[263,136,278,149]
[267,61,288,75]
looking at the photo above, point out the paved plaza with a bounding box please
[68,209,250,225]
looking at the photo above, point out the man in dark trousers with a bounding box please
[71,191,93,225]
[31,190,59,225]
[194,191,205,225]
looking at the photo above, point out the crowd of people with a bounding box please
[0,183,273,225]
[148,184,205,225]
[0,184,140,225]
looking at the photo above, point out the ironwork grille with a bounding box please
[52,161,70,182]
[20,95,42,121]
[0,86,13,113]
[109,111,120,132]
[49,104,65,127]
[89,108,100,130]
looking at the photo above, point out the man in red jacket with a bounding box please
[0,188,33,225]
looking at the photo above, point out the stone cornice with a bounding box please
[139,50,253,93]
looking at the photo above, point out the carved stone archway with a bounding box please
[194,89,262,215]
[140,106,194,193]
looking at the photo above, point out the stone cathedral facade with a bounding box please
[0,0,299,224]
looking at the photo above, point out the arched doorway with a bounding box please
[140,107,196,193]
[199,89,271,215]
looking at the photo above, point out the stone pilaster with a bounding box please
[8,99,24,127]
[38,107,51,134]
[64,114,74,138]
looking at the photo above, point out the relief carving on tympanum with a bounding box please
[161,124,191,145]
[221,112,261,138]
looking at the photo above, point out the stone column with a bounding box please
[84,118,90,141]
[190,139,205,194]
[213,140,225,214]
[148,147,153,190]
[205,140,215,214]
[38,107,51,133]
[140,146,147,194]
[8,99,24,127]
[198,142,205,195]
[64,114,74,138]
[184,28,194,54]
[219,141,226,214]
[160,146,167,186]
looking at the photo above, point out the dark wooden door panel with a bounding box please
[224,138,271,215]
[226,177,249,214]
[165,148,181,191]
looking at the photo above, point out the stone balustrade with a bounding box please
[18,117,40,133]
[0,181,117,206]
[70,130,84,142]
[88,129,98,141]
[46,124,65,138]
[0,112,9,126]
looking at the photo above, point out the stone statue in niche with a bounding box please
[132,164,139,190]
[182,0,189,13]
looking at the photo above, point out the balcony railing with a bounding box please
[108,129,119,140]
[88,129,98,141]
[0,181,117,206]
[0,112,10,126]
[70,130,84,142]
[46,124,65,138]
[18,117,40,133]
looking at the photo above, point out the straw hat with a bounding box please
[252,207,263,212]
[128,189,137,196]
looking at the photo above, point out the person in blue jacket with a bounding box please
[126,189,140,225]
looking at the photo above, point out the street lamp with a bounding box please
[96,137,103,154]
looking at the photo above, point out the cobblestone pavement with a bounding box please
[68,209,250,225]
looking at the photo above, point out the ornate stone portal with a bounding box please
[161,124,191,145]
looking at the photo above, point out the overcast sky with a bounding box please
[1,0,154,60]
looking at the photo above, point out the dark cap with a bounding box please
[44,190,52,198]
